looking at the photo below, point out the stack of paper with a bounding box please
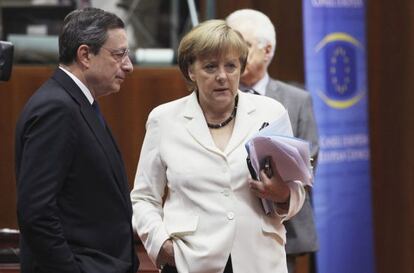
[245,119,313,214]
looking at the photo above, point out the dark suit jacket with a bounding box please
[266,78,319,254]
[15,69,139,273]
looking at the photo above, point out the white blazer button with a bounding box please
[227,212,235,220]
[222,189,230,196]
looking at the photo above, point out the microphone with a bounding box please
[0,41,14,81]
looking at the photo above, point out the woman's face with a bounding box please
[188,51,241,108]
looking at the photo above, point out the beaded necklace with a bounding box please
[206,95,238,129]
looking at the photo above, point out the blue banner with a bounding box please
[302,1,375,273]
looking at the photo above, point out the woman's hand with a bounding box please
[156,239,175,269]
[248,156,290,204]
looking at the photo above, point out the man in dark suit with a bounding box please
[227,9,319,273]
[15,8,138,273]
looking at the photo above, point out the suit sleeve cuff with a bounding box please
[276,180,306,221]
[148,226,170,265]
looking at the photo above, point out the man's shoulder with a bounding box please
[244,90,284,108]
[267,78,311,101]
[20,76,77,123]
[30,77,73,106]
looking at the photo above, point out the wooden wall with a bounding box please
[367,1,414,273]
[0,66,188,229]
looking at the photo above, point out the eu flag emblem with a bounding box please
[325,42,356,101]
[315,32,365,109]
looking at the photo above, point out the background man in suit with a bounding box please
[15,8,138,273]
[227,9,319,273]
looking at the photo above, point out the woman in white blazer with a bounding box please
[131,20,305,273]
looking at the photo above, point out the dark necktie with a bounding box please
[241,87,260,95]
[92,101,106,127]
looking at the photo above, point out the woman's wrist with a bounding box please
[276,194,290,210]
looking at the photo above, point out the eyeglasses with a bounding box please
[101,47,130,62]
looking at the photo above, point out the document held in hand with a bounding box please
[245,118,313,215]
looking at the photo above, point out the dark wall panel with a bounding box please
[217,1,305,84]
[367,1,414,273]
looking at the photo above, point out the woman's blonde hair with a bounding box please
[178,19,248,89]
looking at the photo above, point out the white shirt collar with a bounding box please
[59,66,94,105]
[251,73,269,96]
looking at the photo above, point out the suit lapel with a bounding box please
[105,126,132,213]
[81,106,131,212]
[182,91,258,156]
[182,92,219,154]
[224,91,257,155]
[52,69,131,213]
[265,78,282,101]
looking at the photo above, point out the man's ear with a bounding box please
[263,43,273,63]
[77,44,91,68]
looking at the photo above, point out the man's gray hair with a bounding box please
[226,9,276,59]
[59,7,124,64]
